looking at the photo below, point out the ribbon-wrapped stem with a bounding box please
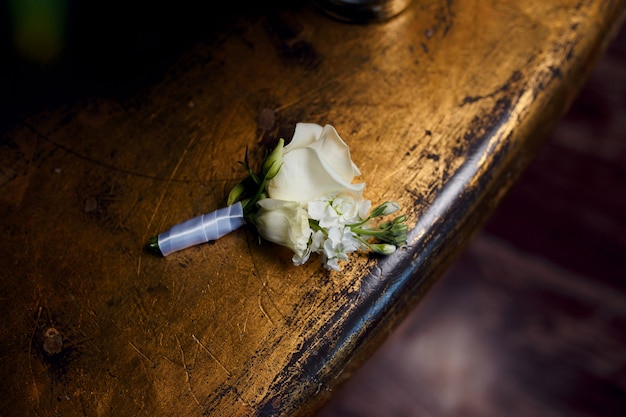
[149,202,246,256]
[148,140,283,257]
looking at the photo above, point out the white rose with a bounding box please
[255,198,312,258]
[266,123,365,204]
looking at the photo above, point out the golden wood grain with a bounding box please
[1,1,624,415]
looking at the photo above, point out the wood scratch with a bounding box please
[258,291,275,326]
[137,134,198,276]
[177,335,200,406]
[192,335,232,377]
[235,391,253,408]
[128,341,154,365]
[159,353,177,365]
[236,311,250,340]
[131,297,150,327]
[22,122,193,182]
[273,77,347,113]
[28,305,42,407]
[244,233,284,324]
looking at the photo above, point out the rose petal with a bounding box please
[284,123,324,151]
[308,125,362,180]
[267,147,365,203]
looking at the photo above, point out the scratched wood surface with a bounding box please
[1,1,624,416]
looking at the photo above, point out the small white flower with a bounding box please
[356,199,372,220]
[325,256,341,272]
[321,226,360,271]
[311,229,326,253]
[293,229,325,266]
[308,193,371,228]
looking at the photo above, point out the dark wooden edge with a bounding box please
[252,5,626,416]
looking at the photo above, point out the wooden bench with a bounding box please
[1,1,624,415]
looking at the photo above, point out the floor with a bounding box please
[316,21,626,417]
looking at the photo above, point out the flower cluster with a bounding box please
[228,123,408,271]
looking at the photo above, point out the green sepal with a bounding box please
[227,181,246,206]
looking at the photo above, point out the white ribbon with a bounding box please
[157,202,246,256]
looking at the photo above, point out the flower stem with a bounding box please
[148,236,162,255]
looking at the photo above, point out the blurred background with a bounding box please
[317,21,626,417]
[0,0,230,133]
[2,2,624,416]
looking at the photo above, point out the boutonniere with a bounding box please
[149,123,407,271]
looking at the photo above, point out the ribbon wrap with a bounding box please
[157,202,246,256]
